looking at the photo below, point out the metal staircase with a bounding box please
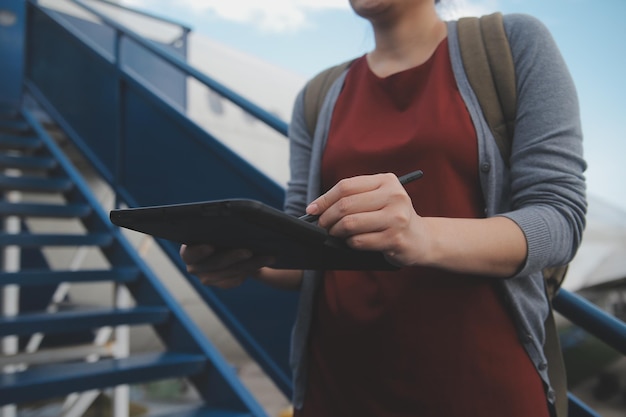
[0,109,268,415]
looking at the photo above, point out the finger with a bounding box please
[195,256,273,287]
[186,249,253,274]
[318,187,390,230]
[212,277,246,289]
[326,210,387,239]
[345,227,399,251]
[192,254,271,278]
[306,173,391,216]
[199,273,245,288]
[342,229,408,268]
[319,175,410,230]
[180,244,215,264]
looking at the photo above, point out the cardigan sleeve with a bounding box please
[284,89,312,217]
[501,13,587,276]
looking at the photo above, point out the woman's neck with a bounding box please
[367,5,447,78]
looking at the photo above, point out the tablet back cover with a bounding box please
[110,199,396,271]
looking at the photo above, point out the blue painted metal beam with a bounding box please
[0,267,140,286]
[157,407,255,417]
[0,175,73,193]
[0,352,207,406]
[0,0,26,114]
[0,118,30,133]
[0,306,170,337]
[0,201,92,218]
[0,134,41,150]
[553,289,626,355]
[0,232,114,247]
[79,0,192,32]
[0,154,57,170]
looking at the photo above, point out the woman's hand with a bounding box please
[305,172,528,276]
[305,173,428,267]
[180,244,304,290]
[179,244,273,289]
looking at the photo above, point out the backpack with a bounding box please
[301,12,569,417]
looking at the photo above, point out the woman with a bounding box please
[181,0,587,415]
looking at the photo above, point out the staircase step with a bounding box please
[0,201,92,218]
[0,118,31,133]
[0,352,208,406]
[0,267,141,286]
[0,306,170,337]
[0,154,57,171]
[156,406,255,417]
[0,174,74,193]
[0,134,41,150]
[0,232,114,248]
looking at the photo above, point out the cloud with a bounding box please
[121,0,500,32]
[437,0,499,20]
[121,0,349,33]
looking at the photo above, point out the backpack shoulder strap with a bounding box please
[457,12,517,165]
[544,298,569,417]
[303,59,354,138]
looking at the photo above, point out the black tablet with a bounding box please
[109,199,397,271]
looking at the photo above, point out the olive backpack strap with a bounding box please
[543,292,569,417]
[457,12,516,166]
[458,13,568,417]
[303,59,354,138]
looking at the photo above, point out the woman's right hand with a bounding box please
[179,244,273,289]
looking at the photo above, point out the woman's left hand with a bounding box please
[305,173,429,267]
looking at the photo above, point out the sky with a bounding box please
[120,0,626,211]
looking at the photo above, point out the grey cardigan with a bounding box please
[284,14,587,410]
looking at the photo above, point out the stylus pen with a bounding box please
[298,169,424,223]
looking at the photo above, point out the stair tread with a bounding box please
[0,352,208,406]
[0,201,92,218]
[0,306,170,337]
[154,406,255,417]
[0,267,141,286]
[0,134,41,149]
[0,232,114,247]
[0,118,31,133]
[0,174,74,193]
[0,154,57,170]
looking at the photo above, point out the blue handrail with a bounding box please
[50,0,289,137]
[81,0,192,32]
[553,289,626,355]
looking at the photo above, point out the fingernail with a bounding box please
[306,202,319,215]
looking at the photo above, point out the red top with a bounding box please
[295,39,549,417]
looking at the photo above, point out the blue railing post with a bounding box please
[0,0,26,116]
[180,27,190,108]
[113,28,125,209]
